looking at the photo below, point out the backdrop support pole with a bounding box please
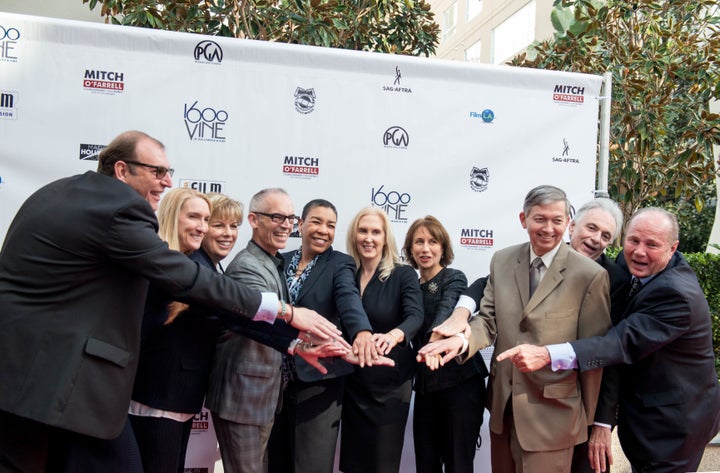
[595,71,612,198]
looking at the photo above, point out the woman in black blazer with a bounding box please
[269,199,379,473]
[339,206,424,473]
[403,216,487,473]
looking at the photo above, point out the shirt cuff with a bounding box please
[593,422,612,429]
[546,342,578,371]
[455,295,477,313]
[254,292,279,324]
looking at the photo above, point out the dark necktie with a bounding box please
[529,257,544,297]
[628,277,642,298]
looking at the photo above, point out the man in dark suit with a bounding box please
[567,198,629,473]
[0,131,341,473]
[419,185,611,473]
[499,207,720,473]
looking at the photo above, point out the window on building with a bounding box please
[491,0,536,64]
[467,0,483,20]
[442,2,458,40]
[464,39,483,63]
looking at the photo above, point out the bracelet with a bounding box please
[454,332,469,354]
[287,304,294,324]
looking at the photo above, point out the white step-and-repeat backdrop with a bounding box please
[0,12,604,472]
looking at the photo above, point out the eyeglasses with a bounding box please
[254,212,298,225]
[123,160,175,179]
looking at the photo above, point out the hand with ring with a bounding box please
[371,330,401,355]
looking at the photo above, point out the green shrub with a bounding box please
[685,252,720,378]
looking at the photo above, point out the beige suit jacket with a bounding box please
[466,242,610,451]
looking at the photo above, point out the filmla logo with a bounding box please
[0,25,20,62]
[552,138,579,164]
[470,167,489,192]
[184,101,227,142]
[294,87,316,114]
[371,185,411,222]
[194,40,223,64]
[383,126,409,149]
[0,91,17,119]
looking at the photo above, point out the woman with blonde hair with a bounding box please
[128,187,215,473]
[339,206,423,473]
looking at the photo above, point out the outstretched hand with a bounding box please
[296,337,351,375]
[496,344,550,372]
[343,352,395,368]
[352,330,380,367]
[291,307,351,350]
[432,308,471,338]
[416,336,463,369]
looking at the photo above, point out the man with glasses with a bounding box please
[206,188,299,473]
[0,131,342,473]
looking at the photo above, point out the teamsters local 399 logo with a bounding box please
[283,155,319,179]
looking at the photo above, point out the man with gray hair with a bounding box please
[419,185,612,473]
[568,198,630,473]
[499,207,720,473]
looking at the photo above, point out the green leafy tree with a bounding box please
[510,0,720,233]
[83,0,439,56]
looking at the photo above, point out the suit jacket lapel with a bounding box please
[295,249,331,302]
[524,243,567,313]
[248,242,288,299]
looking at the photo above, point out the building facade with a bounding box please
[428,0,553,64]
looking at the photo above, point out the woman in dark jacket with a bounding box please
[403,215,488,473]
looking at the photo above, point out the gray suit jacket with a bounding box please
[206,240,288,425]
[0,172,262,439]
[465,242,611,452]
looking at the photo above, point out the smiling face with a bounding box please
[177,196,210,254]
[202,216,240,264]
[355,213,385,265]
[411,226,443,277]
[569,207,617,260]
[249,192,294,254]
[300,205,336,258]
[623,210,678,278]
[117,137,173,210]
[520,200,570,256]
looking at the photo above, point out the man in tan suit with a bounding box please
[418,185,611,473]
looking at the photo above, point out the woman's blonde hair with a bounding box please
[346,206,400,281]
[205,192,244,225]
[157,188,210,325]
[156,188,211,253]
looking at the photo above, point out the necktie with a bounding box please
[529,257,544,297]
[628,277,642,298]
